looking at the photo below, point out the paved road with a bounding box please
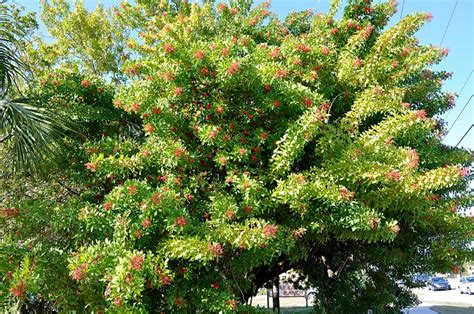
[402,306,437,314]
[414,286,474,306]
[251,285,474,311]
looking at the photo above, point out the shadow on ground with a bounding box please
[431,306,474,314]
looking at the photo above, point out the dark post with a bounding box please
[272,276,280,313]
[267,289,270,309]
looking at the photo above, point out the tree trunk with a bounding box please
[272,275,280,313]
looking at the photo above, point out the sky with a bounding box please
[15,0,473,150]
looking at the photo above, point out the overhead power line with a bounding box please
[445,69,474,120]
[399,0,405,21]
[439,0,459,46]
[455,124,473,148]
[444,94,473,139]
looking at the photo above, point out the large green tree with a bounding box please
[25,0,130,82]
[1,0,473,313]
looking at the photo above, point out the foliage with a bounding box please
[0,0,66,173]
[1,0,473,313]
[0,0,37,96]
[25,0,129,82]
[1,70,139,310]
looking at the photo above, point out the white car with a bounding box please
[458,276,474,294]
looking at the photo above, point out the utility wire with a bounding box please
[399,0,405,21]
[445,69,474,120]
[455,124,473,148]
[444,94,473,139]
[439,0,459,46]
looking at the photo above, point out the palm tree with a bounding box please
[0,1,62,173]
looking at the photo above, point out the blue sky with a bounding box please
[17,0,473,150]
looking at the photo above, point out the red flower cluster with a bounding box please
[303,97,313,107]
[248,16,259,27]
[173,87,183,96]
[144,124,155,134]
[103,202,113,211]
[200,67,209,76]
[227,61,240,75]
[194,50,205,60]
[275,69,287,78]
[163,43,175,54]
[0,207,20,219]
[130,255,144,271]
[142,218,151,228]
[263,224,278,238]
[114,297,123,307]
[161,274,172,286]
[459,167,469,178]
[361,25,374,40]
[227,299,238,310]
[127,185,138,195]
[209,243,224,257]
[113,99,122,108]
[407,149,419,169]
[269,48,280,60]
[85,162,97,171]
[297,44,311,53]
[219,156,227,166]
[131,102,141,112]
[81,80,91,88]
[369,217,380,230]
[386,170,401,182]
[390,224,401,234]
[175,216,187,227]
[440,48,449,57]
[221,47,229,57]
[339,187,355,202]
[291,227,307,239]
[175,297,185,308]
[215,106,224,115]
[347,20,356,29]
[151,192,161,204]
[225,209,235,220]
[85,146,99,154]
[10,280,26,299]
[71,263,87,282]
[320,102,330,112]
[353,58,363,68]
[163,71,175,82]
[412,110,427,120]
[124,273,133,284]
[175,147,184,157]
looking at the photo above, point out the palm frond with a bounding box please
[0,0,33,96]
[0,39,29,96]
[0,99,65,173]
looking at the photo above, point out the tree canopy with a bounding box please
[1,0,472,313]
